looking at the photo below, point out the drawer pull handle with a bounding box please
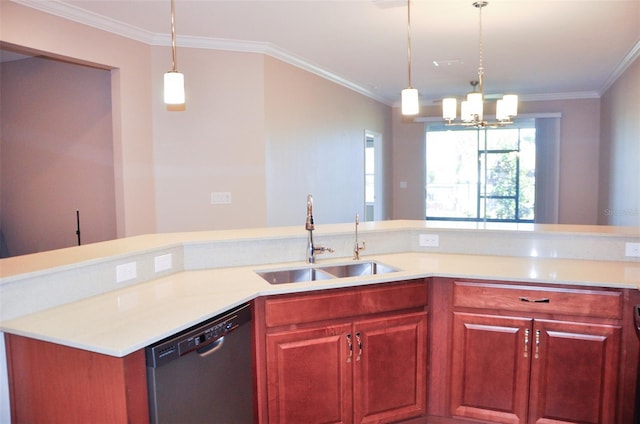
[535,329,541,359]
[346,334,353,363]
[519,297,550,303]
[524,328,529,358]
[355,332,363,362]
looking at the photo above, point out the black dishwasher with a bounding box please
[146,303,254,424]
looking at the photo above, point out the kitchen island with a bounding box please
[1,221,639,423]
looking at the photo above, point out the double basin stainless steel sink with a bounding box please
[256,261,398,284]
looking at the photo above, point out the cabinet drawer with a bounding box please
[453,281,622,319]
[265,280,428,327]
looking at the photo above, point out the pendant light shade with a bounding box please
[402,88,419,115]
[164,71,185,104]
[466,91,483,121]
[442,98,457,122]
[164,0,185,106]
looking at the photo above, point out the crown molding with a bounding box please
[10,0,157,43]
[518,91,601,102]
[10,0,389,105]
[11,0,635,106]
[599,39,640,96]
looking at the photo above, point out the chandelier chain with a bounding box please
[477,1,484,91]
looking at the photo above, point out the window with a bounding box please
[426,120,536,222]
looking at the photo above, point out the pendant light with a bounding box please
[442,1,517,127]
[401,0,419,115]
[164,0,185,105]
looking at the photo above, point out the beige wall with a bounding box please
[391,98,602,224]
[151,47,268,231]
[599,56,640,226]
[522,98,601,224]
[1,1,156,238]
[1,56,116,256]
[391,111,426,220]
[264,56,393,226]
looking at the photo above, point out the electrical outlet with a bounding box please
[625,242,640,258]
[116,262,137,283]
[211,191,232,204]
[154,254,173,272]
[419,233,439,247]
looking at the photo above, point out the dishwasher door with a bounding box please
[146,303,254,424]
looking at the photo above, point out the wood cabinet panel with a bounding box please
[453,281,622,319]
[265,281,427,327]
[528,319,621,424]
[451,312,531,424]
[354,312,427,423]
[266,323,353,424]
[5,334,148,424]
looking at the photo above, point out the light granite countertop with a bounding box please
[2,251,639,357]
[1,221,639,357]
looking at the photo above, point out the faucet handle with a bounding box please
[354,240,365,260]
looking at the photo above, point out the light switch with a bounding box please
[211,191,232,204]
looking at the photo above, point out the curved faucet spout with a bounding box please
[305,194,332,263]
[306,194,314,231]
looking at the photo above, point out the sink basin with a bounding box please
[256,267,334,284]
[319,261,398,278]
[256,261,398,284]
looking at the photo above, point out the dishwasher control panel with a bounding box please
[146,303,251,368]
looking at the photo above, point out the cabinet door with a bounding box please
[353,312,427,423]
[266,323,353,424]
[451,312,532,424]
[528,320,621,424]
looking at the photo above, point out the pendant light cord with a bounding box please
[170,0,178,72]
[407,0,413,88]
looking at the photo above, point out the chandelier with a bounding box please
[442,1,517,127]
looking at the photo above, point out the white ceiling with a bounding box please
[6,0,640,106]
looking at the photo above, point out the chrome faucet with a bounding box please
[306,194,334,263]
[353,213,365,260]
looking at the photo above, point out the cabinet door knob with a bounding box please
[346,334,353,363]
[355,332,363,361]
[535,329,541,359]
[524,328,530,358]
[519,296,550,303]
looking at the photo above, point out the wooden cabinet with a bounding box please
[255,280,428,424]
[449,281,623,424]
[5,334,149,423]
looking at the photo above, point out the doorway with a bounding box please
[364,130,382,222]
[0,48,117,257]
